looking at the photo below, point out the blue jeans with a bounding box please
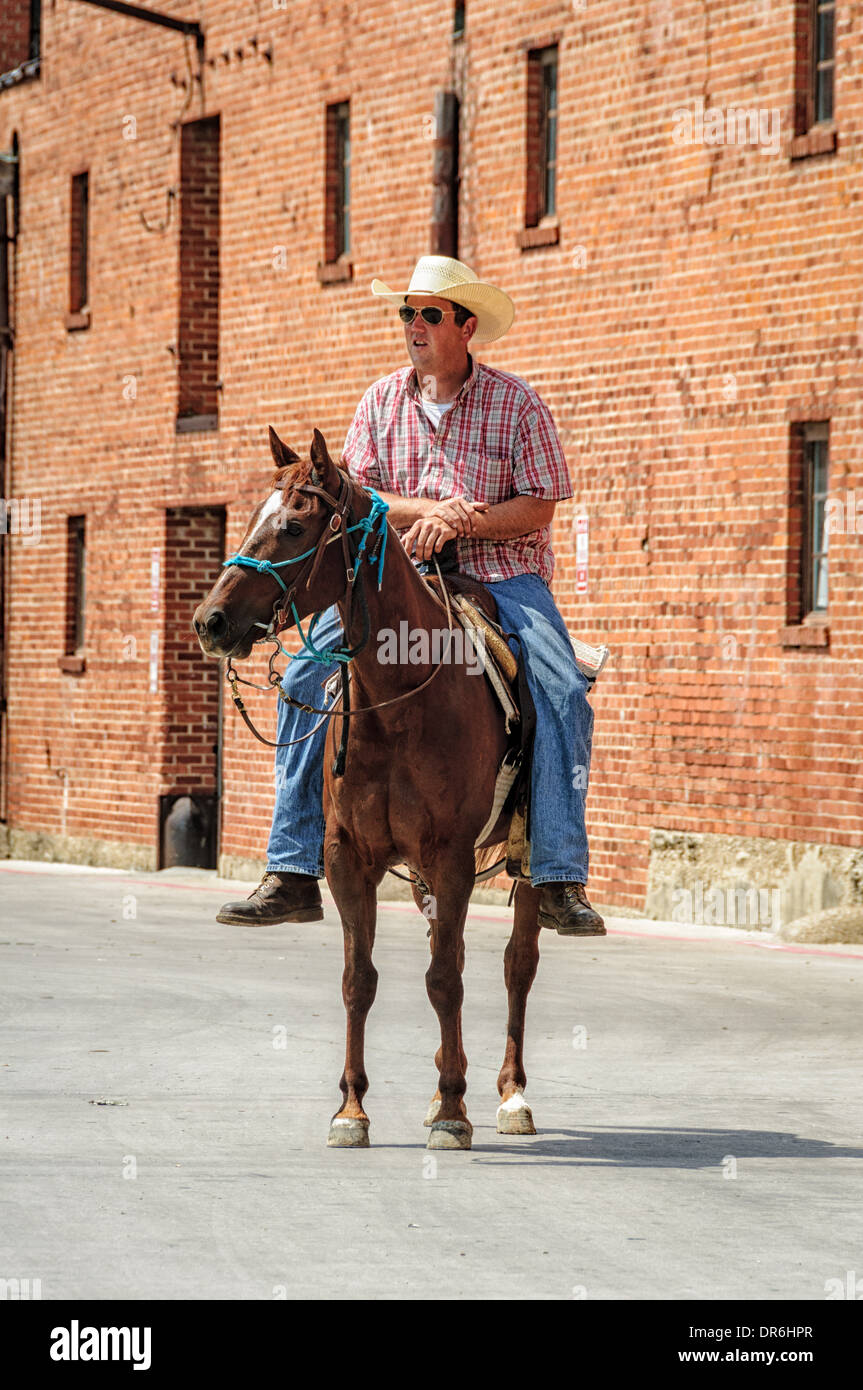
[266,573,594,884]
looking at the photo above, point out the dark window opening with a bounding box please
[814,0,836,123]
[69,172,89,315]
[794,0,836,138]
[177,115,220,430]
[803,423,829,614]
[65,516,86,656]
[525,46,559,227]
[325,101,351,264]
[454,2,465,37]
[29,0,41,62]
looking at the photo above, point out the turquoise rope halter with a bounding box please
[222,487,389,666]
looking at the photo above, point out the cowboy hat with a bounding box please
[371,255,515,344]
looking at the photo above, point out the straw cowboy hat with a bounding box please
[371,255,515,344]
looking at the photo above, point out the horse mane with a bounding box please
[271,457,315,493]
[271,456,353,497]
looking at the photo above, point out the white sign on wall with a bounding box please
[574,515,589,595]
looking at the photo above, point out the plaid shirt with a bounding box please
[342,356,572,585]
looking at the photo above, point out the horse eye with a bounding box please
[272,518,304,537]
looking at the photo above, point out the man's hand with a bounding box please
[402,514,459,562]
[426,496,489,536]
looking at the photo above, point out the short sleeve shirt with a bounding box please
[342,356,572,585]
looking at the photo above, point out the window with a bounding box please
[539,50,558,220]
[813,0,836,124]
[322,101,351,272]
[177,116,220,431]
[61,516,86,673]
[784,421,830,645]
[29,0,41,62]
[68,171,89,328]
[803,423,829,614]
[319,101,352,282]
[430,90,459,257]
[792,1,837,157]
[520,46,560,248]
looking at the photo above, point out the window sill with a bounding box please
[66,310,91,332]
[779,622,830,649]
[517,221,559,251]
[790,126,837,161]
[176,414,218,434]
[58,655,86,675]
[317,257,353,285]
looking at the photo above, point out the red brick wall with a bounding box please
[0,0,861,904]
[0,1,32,78]
[162,507,223,798]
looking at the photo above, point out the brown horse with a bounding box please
[194,428,542,1150]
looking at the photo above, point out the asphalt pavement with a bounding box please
[1,860,861,1301]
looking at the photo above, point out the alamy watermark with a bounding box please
[672,98,781,155]
[0,497,41,545]
[672,882,781,930]
[377,620,486,676]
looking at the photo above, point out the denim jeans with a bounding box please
[266,573,594,884]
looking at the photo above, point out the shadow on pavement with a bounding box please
[465,1125,863,1168]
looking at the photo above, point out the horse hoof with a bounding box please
[423,1099,441,1127]
[327,1117,370,1148]
[427,1119,472,1151]
[496,1091,536,1136]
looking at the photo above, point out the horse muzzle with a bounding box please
[192,604,256,660]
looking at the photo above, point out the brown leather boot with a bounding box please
[216,871,324,926]
[537,883,606,937]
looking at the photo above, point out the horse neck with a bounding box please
[337,520,451,703]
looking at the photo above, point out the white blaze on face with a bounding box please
[238,490,285,557]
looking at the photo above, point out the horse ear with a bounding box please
[268,426,300,471]
[309,428,335,487]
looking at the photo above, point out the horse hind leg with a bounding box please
[496,879,541,1136]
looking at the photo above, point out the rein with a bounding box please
[220,469,457,761]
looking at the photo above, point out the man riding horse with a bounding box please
[218,255,605,940]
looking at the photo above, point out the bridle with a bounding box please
[219,467,456,770]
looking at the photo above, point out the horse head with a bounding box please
[193,426,354,660]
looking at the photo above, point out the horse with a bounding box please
[193,427,543,1151]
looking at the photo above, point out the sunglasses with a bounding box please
[398,305,459,326]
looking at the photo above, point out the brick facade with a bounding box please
[0,1,34,81]
[0,1,860,910]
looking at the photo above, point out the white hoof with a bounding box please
[423,1098,442,1127]
[496,1090,536,1136]
[427,1119,473,1151]
[327,1116,370,1148]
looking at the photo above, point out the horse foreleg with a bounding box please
[424,873,473,1151]
[421,929,467,1130]
[496,879,542,1136]
[325,839,379,1148]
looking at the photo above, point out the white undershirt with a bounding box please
[419,396,455,430]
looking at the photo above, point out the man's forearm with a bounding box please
[377,490,556,540]
[375,493,438,529]
[470,495,556,541]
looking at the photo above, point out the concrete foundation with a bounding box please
[0,826,157,872]
[645,829,863,933]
